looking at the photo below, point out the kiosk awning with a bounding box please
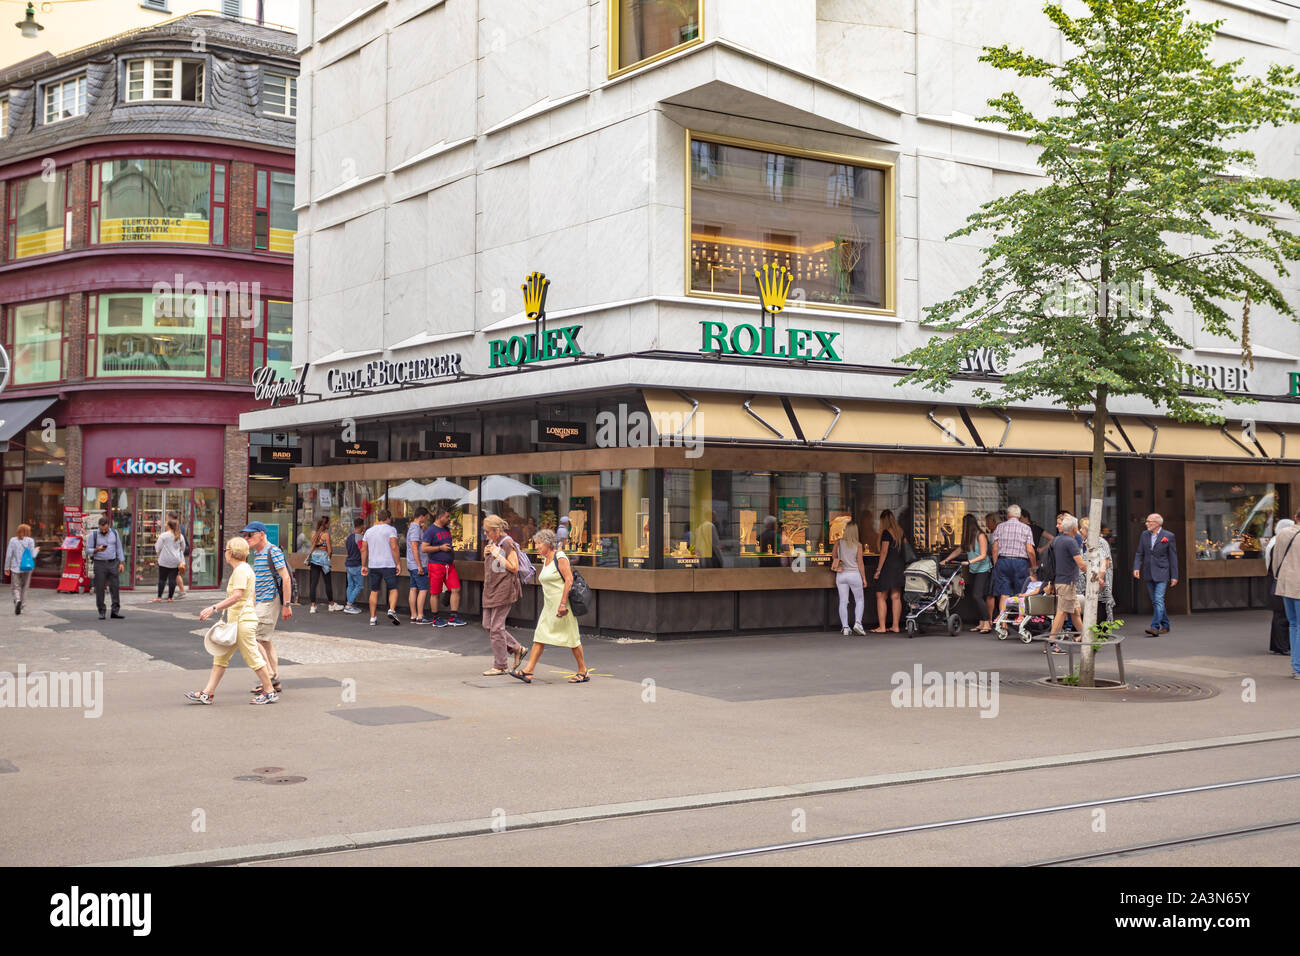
[0,396,57,445]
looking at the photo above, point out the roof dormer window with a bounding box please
[125,58,205,103]
[43,74,86,123]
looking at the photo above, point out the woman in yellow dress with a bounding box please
[187,537,279,704]
[510,528,589,684]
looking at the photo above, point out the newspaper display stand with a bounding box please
[57,506,90,594]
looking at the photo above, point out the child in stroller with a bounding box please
[993,578,1055,643]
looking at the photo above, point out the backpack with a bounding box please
[18,542,35,573]
[267,544,300,605]
[1038,540,1057,583]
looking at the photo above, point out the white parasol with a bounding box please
[454,474,540,506]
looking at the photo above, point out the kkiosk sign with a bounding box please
[107,457,196,477]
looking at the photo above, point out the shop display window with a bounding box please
[9,299,64,384]
[1194,481,1283,560]
[248,478,295,559]
[611,0,702,75]
[7,169,68,260]
[487,473,609,567]
[94,159,213,245]
[917,476,1056,555]
[95,293,210,377]
[385,478,480,559]
[251,300,293,379]
[254,169,296,253]
[22,427,65,574]
[297,481,386,554]
[689,135,889,311]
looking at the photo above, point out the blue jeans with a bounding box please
[346,566,363,606]
[1146,580,1169,630]
[1284,597,1300,675]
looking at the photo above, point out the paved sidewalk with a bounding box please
[0,591,1294,865]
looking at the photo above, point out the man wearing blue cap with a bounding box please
[241,521,294,695]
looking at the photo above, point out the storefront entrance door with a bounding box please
[133,489,193,591]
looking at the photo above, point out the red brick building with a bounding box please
[0,14,297,590]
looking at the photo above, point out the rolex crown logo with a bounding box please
[754,264,794,314]
[522,271,550,321]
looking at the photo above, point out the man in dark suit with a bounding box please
[1133,513,1179,636]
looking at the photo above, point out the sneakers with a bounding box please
[387,609,401,625]
[249,691,279,705]
[431,617,448,627]
[14,601,20,615]
[446,614,466,627]
[343,604,362,614]
[842,627,851,636]
[852,622,866,636]
[369,617,377,626]
[412,616,434,624]
[328,603,343,612]
[309,604,318,614]
[185,691,214,704]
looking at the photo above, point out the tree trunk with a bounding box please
[1079,388,1108,687]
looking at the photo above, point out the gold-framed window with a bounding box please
[685,131,895,315]
[609,0,703,78]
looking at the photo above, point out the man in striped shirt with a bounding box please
[991,504,1037,614]
[242,521,293,693]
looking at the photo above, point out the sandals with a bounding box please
[250,675,282,694]
[512,644,528,670]
[568,671,591,683]
[508,670,533,684]
[482,668,508,676]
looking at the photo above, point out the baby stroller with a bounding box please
[902,558,966,637]
[993,590,1056,644]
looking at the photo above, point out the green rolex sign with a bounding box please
[699,321,842,362]
[1291,372,1300,397]
[489,326,582,368]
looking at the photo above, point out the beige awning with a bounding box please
[964,408,1107,454]
[643,389,796,442]
[788,398,980,448]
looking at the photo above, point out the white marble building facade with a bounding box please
[242,0,1300,437]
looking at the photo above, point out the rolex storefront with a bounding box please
[239,277,1300,636]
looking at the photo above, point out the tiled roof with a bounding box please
[0,15,296,162]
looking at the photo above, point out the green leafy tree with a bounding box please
[896,0,1300,685]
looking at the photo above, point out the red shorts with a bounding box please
[428,563,460,593]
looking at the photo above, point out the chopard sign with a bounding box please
[251,364,309,403]
[327,353,463,393]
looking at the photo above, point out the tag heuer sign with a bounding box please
[259,447,303,465]
[422,431,471,453]
[107,457,196,477]
[332,440,379,460]
[531,420,587,445]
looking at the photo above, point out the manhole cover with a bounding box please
[253,766,283,774]
[263,775,307,785]
[1000,676,1218,702]
[234,775,263,782]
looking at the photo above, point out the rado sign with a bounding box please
[252,364,309,403]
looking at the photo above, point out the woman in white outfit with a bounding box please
[5,523,38,615]
[832,522,868,636]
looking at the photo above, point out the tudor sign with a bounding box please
[107,457,197,477]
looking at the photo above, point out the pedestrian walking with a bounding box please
[946,514,992,632]
[1133,513,1178,636]
[991,504,1036,618]
[361,509,402,626]
[481,514,527,675]
[306,516,341,613]
[1268,512,1300,677]
[831,521,867,636]
[405,507,432,623]
[5,523,38,615]
[85,517,125,620]
[343,517,365,614]
[187,537,279,705]
[510,528,589,683]
[421,507,465,627]
[870,509,905,633]
[153,518,184,602]
[242,521,293,694]
[1266,518,1295,656]
[1049,515,1088,644]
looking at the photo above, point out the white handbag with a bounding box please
[205,619,238,647]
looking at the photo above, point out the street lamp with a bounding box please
[16,2,44,38]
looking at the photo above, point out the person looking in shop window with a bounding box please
[945,514,992,633]
[406,507,432,624]
[422,507,466,627]
[343,518,366,614]
[832,521,867,636]
[361,510,402,627]
[871,509,906,633]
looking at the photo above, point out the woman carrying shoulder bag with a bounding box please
[5,523,38,615]
[307,517,341,613]
[481,514,528,675]
[187,537,279,705]
[510,529,589,684]
[832,522,867,636]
